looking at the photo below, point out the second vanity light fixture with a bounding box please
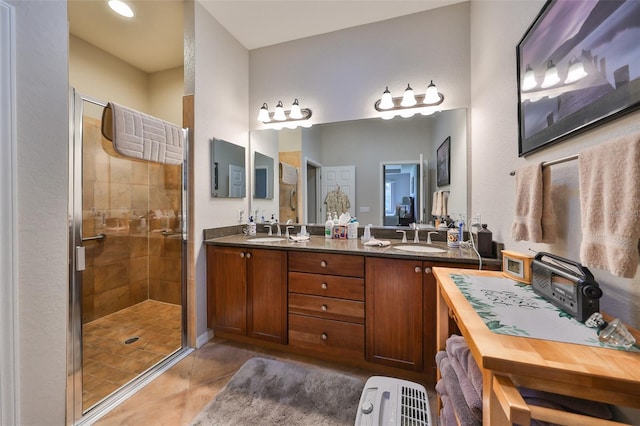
[374,81,444,120]
[258,99,313,129]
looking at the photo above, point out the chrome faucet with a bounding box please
[285,226,295,238]
[264,225,273,236]
[275,222,282,236]
[396,230,407,243]
[427,231,438,244]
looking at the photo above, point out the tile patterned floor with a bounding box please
[83,300,182,409]
[95,338,440,426]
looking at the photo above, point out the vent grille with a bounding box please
[400,385,430,425]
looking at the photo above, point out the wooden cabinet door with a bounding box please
[207,245,247,335]
[366,257,424,371]
[247,248,287,344]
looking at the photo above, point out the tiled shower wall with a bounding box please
[81,116,182,323]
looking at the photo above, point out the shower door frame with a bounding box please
[67,89,192,426]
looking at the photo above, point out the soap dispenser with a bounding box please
[325,213,333,239]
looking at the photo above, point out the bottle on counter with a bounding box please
[325,213,333,239]
[477,224,493,257]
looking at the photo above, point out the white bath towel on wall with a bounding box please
[280,162,298,185]
[105,102,184,165]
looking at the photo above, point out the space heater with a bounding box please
[355,376,433,425]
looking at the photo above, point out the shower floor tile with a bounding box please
[82,300,182,409]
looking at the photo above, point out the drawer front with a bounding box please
[288,251,364,277]
[288,293,364,324]
[288,271,364,301]
[288,314,364,358]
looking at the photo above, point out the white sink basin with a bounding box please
[248,237,286,242]
[393,244,446,254]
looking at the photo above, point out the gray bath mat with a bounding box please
[190,357,365,426]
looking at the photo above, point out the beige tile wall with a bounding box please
[81,117,182,323]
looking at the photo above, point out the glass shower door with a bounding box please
[68,91,189,424]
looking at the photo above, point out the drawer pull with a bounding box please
[415,266,421,273]
[246,252,252,259]
[240,252,245,258]
[321,333,328,340]
[320,260,327,268]
[424,267,432,274]
[321,304,328,311]
[321,283,328,290]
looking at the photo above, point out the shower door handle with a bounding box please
[75,246,86,271]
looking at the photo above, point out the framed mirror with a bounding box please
[211,137,246,198]
[253,151,274,199]
[249,109,468,225]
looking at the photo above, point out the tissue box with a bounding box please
[332,225,348,239]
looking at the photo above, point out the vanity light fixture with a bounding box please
[108,0,134,18]
[374,81,444,119]
[564,58,588,84]
[258,99,312,129]
[521,65,537,91]
[541,60,560,89]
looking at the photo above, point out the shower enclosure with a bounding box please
[67,90,190,425]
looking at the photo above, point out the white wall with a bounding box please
[470,0,640,330]
[70,35,184,124]
[9,0,68,424]
[192,0,249,342]
[249,3,470,128]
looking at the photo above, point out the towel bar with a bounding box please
[509,154,578,176]
[82,233,105,242]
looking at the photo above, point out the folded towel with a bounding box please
[511,163,555,243]
[579,135,640,278]
[363,238,391,247]
[541,167,557,243]
[445,335,483,398]
[280,162,298,185]
[432,191,441,216]
[446,346,482,418]
[442,191,449,217]
[102,103,184,165]
[519,387,613,420]
[439,356,482,425]
[288,235,310,242]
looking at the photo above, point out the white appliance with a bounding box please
[355,376,433,426]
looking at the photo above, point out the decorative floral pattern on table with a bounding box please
[450,274,639,352]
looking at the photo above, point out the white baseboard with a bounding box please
[196,329,214,348]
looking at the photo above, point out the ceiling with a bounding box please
[68,0,465,74]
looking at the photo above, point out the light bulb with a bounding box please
[541,60,560,89]
[379,87,394,110]
[423,80,441,104]
[565,59,588,84]
[401,84,417,107]
[273,101,286,121]
[289,99,303,119]
[381,111,396,120]
[257,103,270,122]
[400,109,415,118]
[108,0,134,17]
[522,65,537,91]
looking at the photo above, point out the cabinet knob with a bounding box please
[320,260,327,268]
[321,333,328,340]
[415,266,421,273]
[321,283,328,290]
[321,304,328,311]
[240,252,245,258]
[246,252,252,259]
[424,267,432,274]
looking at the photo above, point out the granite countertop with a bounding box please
[204,233,501,266]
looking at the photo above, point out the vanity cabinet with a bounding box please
[366,257,484,381]
[206,245,287,344]
[287,251,365,360]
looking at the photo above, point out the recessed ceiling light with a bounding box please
[108,0,134,18]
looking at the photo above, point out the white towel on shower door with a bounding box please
[104,102,184,165]
[280,162,298,185]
